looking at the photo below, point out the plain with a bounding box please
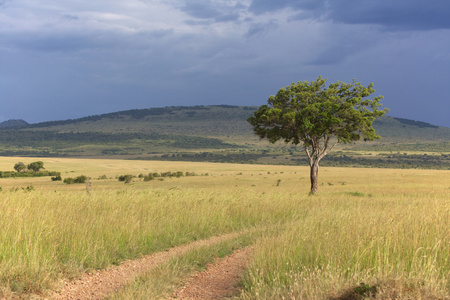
[0,156,448,299]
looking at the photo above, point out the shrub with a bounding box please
[143,176,154,182]
[74,175,87,183]
[63,175,87,184]
[63,177,75,184]
[118,174,133,183]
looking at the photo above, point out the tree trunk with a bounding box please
[310,162,319,194]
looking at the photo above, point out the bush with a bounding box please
[143,175,154,182]
[160,171,184,178]
[51,175,62,181]
[141,171,198,182]
[74,175,87,183]
[63,175,87,184]
[0,170,61,178]
[118,174,133,183]
[63,177,75,184]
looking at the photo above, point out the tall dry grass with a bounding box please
[0,186,300,295]
[0,157,448,298]
[240,191,449,299]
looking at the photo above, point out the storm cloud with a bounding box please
[1,0,449,127]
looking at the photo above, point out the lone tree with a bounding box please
[248,76,388,194]
[27,161,44,173]
[14,162,27,173]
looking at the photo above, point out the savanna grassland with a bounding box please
[0,157,448,299]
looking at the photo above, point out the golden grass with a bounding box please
[0,156,448,298]
[239,169,450,299]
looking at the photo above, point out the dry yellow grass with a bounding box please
[0,156,448,299]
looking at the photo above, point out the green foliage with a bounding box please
[160,171,184,178]
[51,175,62,181]
[248,76,388,146]
[11,161,46,174]
[141,170,198,182]
[63,177,75,184]
[118,175,133,183]
[27,161,44,173]
[63,175,87,184]
[0,170,60,178]
[14,162,27,173]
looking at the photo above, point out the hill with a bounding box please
[0,119,29,128]
[0,105,449,169]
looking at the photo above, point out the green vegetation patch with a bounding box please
[0,161,61,178]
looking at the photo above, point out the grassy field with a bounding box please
[0,157,448,299]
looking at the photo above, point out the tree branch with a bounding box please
[305,146,313,166]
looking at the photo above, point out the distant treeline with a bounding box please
[0,130,238,149]
[393,117,439,129]
[0,170,61,178]
[8,105,256,129]
[133,151,450,170]
[348,141,450,152]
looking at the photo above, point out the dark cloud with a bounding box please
[326,0,450,31]
[249,0,321,14]
[62,14,79,21]
[250,0,450,31]
[1,0,450,127]
[3,32,117,52]
[3,28,174,53]
[246,21,278,38]
[180,0,244,23]
[181,1,221,19]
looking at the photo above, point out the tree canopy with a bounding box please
[14,162,27,173]
[27,161,45,173]
[248,76,388,193]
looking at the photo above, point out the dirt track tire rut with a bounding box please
[50,232,244,300]
[173,246,253,299]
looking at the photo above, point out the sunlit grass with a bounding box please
[240,192,449,299]
[0,158,305,295]
[0,157,448,298]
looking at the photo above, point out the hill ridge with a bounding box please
[22,105,255,129]
[0,119,29,128]
[10,105,447,131]
[0,105,448,169]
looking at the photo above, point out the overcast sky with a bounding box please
[1,0,449,127]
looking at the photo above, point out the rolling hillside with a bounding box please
[0,105,449,168]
